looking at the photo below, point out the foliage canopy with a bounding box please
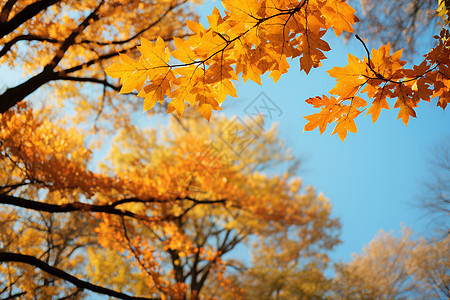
[0,0,448,299]
[106,0,449,140]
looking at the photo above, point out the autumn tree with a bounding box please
[332,227,450,299]
[88,115,340,299]
[0,103,219,299]
[348,0,442,59]
[0,209,97,299]
[205,242,333,299]
[1,0,448,298]
[0,102,339,299]
[0,103,152,299]
[85,247,152,297]
[419,137,450,236]
[0,0,199,129]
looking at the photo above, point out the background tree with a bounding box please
[0,103,145,299]
[90,115,340,299]
[0,209,96,299]
[209,244,333,299]
[85,247,152,296]
[0,103,340,299]
[419,137,450,236]
[348,0,441,59]
[332,226,450,299]
[0,104,98,298]
[0,0,198,128]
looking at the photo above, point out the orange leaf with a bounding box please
[366,85,390,123]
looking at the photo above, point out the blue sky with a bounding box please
[193,0,449,263]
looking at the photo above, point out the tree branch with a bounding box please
[0,194,227,223]
[54,75,121,91]
[0,0,103,113]
[0,70,59,113]
[45,0,104,71]
[60,32,192,76]
[0,34,60,59]
[1,291,27,300]
[0,0,61,39]
[0,252,158,300]
[0,0,18,23]
[76,0,189,47]
[62,46,139,75]
[0,194,168,222]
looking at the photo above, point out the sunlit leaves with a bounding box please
[297,30,331,74]
[171,38,197,64]
[305,30,449,140]
[103,0,446,141]
[304,95,366,141]
[106,0,358,119]
[365,85,390,123]
[320,0,359,37]
[91,116,339,298]
[0,102,110,195]
[327,53,368,99]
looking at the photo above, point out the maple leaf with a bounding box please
[305,94,367,141]
[138,71,175,111]
[328,53,367,99]
[304,95,341,134]
[320,0,359,37]
[170,64,208,109]
[365,83,390,123]
[186,20,207,34]
[105,53,148,94]
[369,43,406,80]
[167,97,186,116]
[214,79,238,103]
[192,30,228,59]
[104,54,137,79]
[403,61,434,105]
[331,111,359,141]
[206,59,238,84]
[139,37,171,69]
[222,0,264,26]
[171,38,197,64]
[298,30,331,74]
[391,84,417,125]
[431,76,450,109]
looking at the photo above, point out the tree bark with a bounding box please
[0,70,56,113]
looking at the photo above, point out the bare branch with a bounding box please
[76,0,189,47]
